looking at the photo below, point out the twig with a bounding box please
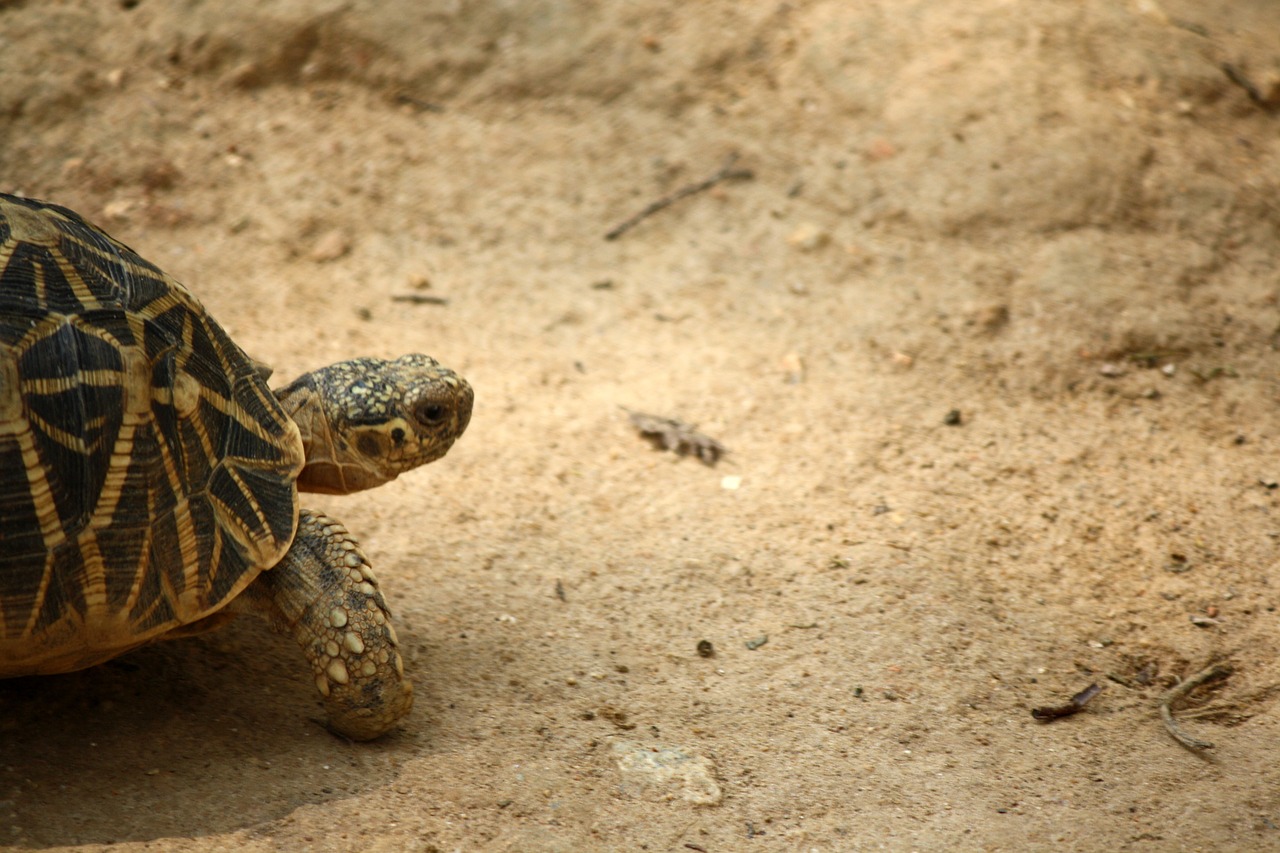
[391,294,450,305]
[605,154,754,240]
[1159,663,1233,750]
[1221,63,1265,107]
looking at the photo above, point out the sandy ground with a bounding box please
[3,0,1280,850]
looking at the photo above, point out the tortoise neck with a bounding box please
[274,376,389,495]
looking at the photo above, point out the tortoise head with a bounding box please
[275,354,473,495]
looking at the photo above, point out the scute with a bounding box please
[0,193,305,676]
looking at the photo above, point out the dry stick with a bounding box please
[1221,62,1266,106]
[391,294,449,305]
[605,154,754,240]
[1159,663,1233,750]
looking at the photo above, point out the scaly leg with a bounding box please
[240,508,413,740]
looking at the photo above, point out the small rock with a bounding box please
[1260,71,1280,108]
[787,223,830,252]
[865,138,897,161]
[613,741,722,805]
[1161,363,1176,377]
[781,351,804,384]
[1098,362,1126,378]
[227,61,264,89]
[310,229,351,263]
[974,304,1010,333]
[720,475,742,491]
[102,199,138,221]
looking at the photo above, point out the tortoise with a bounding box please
[0,192,473,740]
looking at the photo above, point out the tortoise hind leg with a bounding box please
[238,508,413,740]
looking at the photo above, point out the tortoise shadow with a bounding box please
[0,617,436,847]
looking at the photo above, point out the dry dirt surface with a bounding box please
[3,1,1280,850]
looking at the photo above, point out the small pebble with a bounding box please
[613,741,722,805]
[310,229,351,262]
[781,351,805,384]
[787,223,830,252]
[865,138,897,161]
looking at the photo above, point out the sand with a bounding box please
[3,1,1280,850]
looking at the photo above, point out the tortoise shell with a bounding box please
[0,192,304,675]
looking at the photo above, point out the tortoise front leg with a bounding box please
[240,509,413,740]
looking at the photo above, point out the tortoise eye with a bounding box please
[416,402,446,425]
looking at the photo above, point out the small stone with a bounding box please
[943,409,963,426]
[781,351,805,384]
[310,229,351,262]
[227,61,264,89]
[974,304,1010,333]
[696,639,714,658]
[613,741,723,805]
[1099,363,1126,377]
[102,199,138,221]
[1260,71,1280,108]
[865,138,897,161]
[720,475,742,491]
[787,223,830,252]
